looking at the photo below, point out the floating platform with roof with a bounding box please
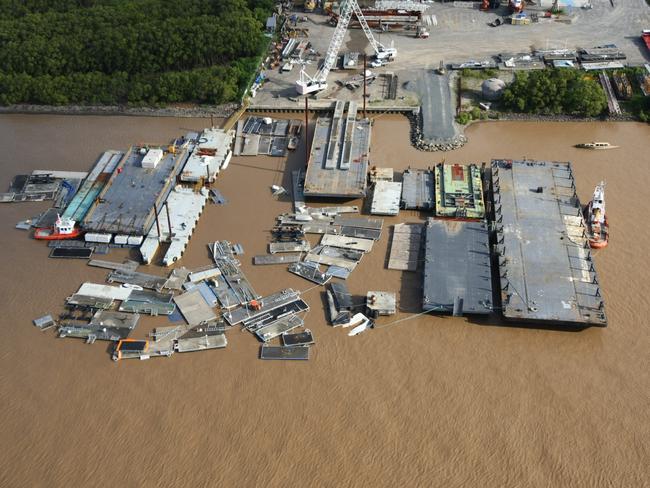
[303,100,371,198]
[434,163,485,219]
[422,218,493,315]
[82,145,187,237]
[491,159,607,327]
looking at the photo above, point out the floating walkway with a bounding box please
[491,159,607,327]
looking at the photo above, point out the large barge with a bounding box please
[303,100,371,198]
[490,159,607,327]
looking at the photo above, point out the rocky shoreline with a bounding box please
[406,109,638,152]
[407,111,468,152]
[0,103,238,119]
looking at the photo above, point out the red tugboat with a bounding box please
[584,181,608,249]
[34,214,83,240]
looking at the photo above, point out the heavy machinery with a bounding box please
[296,0,396,95]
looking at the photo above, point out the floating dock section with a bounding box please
[434,164,485,219]
[303,100,371,198]
[370,181,402,216]
[180,128,234,183]
[139,187,209,265]
[388,223,422,271]
[491,159,607,327]
[422,218,493,315]
[82,145,187,238]
[62,151,123,222]
[401,168,434,210]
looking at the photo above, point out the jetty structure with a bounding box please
[490,159,607,327]
[303,100,372,198]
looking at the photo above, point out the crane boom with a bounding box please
[296,0,396,95]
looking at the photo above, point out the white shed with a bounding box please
[141,148,164,169]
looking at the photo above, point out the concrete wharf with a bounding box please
[82,144,187,237]
[491,159,607,327]
[303,100,371,198]
[422,219,493,315]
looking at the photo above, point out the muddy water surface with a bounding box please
[0,115,648,487]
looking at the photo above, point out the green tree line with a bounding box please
[0,0,273,105]
[502,69,607,117]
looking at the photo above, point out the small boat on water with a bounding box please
[575,142,619,150]
[33,215,83,240]
[584,181,608,249]
[287,120,302,151]
[347,314,373,336]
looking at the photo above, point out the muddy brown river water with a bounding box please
[0,114,648,487]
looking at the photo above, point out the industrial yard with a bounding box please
[246,0,650,155]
